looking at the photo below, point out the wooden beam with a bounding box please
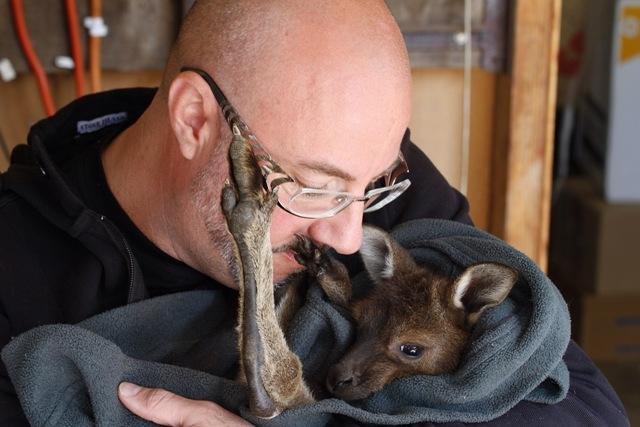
[490,0,561,271]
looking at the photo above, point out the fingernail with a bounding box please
[119,382,141,397]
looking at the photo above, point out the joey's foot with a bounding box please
[222,131,280,418]
[222,132,277,238]
[292,235,352,308]
[291,235,330,277]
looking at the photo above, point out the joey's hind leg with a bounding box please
[221,134,276,417]
[222,133,312,418]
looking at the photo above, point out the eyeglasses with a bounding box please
[181,66,411,219]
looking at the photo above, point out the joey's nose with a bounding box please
[326,366,357,394]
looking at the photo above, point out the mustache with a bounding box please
[273,235,332,266]
[272,242,297,254]
[272,234,308,254]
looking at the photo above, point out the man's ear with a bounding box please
[451,263,517,326]
[168,71,220,160]
[359,225,417,283]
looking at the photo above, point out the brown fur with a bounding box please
[222,132,312,418]
[318,227,517,400]
[222,133,517,416]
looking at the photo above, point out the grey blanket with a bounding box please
[2,219,571,426]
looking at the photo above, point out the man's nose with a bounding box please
[307,203,364,255]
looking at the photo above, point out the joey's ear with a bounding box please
[168,70,220,160]
[359,225,416,283]
[452,263,517,326]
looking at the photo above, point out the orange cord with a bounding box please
[9,0,55,116]
[88,0,102,92]
[64,0,85,97]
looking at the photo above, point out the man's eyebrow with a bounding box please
[297,161,356,182]
[297,152,401,182]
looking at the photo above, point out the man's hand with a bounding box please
[118,382,252,427]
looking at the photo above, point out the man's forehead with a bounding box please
[234,63,409,184]
[266,112,405,184]
[297,156,402,183]
[285,140,403,184]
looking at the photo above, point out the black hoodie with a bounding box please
[0,89,628,426]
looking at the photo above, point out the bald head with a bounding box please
[163,1,411,125]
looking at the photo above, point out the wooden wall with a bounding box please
[410,68,496,230]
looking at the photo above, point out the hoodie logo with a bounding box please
[77,112,128,134]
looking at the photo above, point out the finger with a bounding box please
[118,382,251,427]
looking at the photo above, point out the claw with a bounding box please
[291,235,314,264]
[291,236,331,278]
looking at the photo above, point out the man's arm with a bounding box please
[0,309,30,426]
[0,366,29,427]
[409,341,628,427]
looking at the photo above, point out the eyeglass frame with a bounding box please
[180,66,411,219]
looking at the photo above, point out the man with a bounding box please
[0,1,628,426]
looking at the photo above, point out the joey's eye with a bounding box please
[399,344,424,358]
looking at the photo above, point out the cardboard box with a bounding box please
[575,294,640,362]
[605,1,640,202]
[579,0,640,202]
[549,178,640,295]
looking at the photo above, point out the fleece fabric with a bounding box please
[2,219,570,426]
